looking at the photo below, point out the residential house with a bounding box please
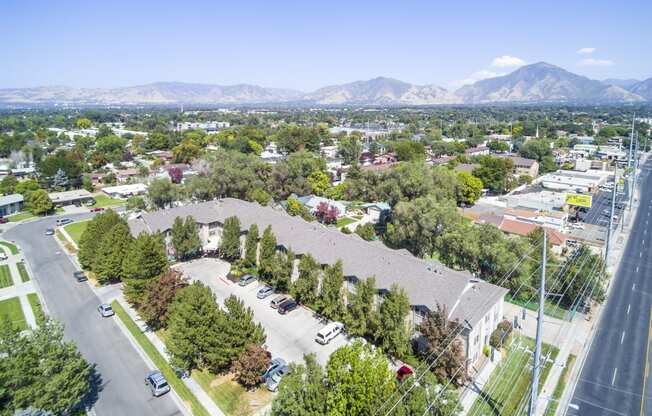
[505,156,539,178]
[49,190,93,207]
[296,195,347,218]
[102,183,148,199]
[464,146,490,157]
[0,194,24,217]
[360,202,391,225]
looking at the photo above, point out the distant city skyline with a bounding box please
[1,0,650,90]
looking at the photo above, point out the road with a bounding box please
[4,214,182,416]
[568,157,652,416]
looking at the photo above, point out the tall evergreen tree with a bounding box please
[243,224,259,269]
[171,216,202,260]
[271,248,294,292]
[344,277,379,338]
[219,295,266,370]
[317,260,346,320]
[77,209,123,271]
[376,284,411,358]
[291,254,320,306]
[258,225,277,280]
[219,216,242,261]
[122,232,168,305]
[94,222,134,284]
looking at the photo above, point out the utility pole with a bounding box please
[528,230,547,416]
[629,133,638,211]
[628,114,636,169]
[605,164,618,261]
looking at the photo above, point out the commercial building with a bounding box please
[0,194,24,217]
[539,170,610,193]
[128,199,508,367]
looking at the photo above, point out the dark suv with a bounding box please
[73,271,88,282]
[278,299,298,315]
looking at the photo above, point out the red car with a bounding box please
[0,217,7,224]
[396,365,414,382]
[90,207,105,213]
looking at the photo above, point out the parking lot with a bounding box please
[175,258,352,366]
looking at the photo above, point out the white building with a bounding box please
[102,183,148,199]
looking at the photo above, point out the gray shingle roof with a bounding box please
[128,199,507,327]
[0,193,24,206]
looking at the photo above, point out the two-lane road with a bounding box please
[5,215,182,416]
[569,158,652,415]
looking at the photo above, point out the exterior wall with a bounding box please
[465,300,504,364]
[0,201,23,217]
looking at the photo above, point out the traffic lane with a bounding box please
[4,219,181,416]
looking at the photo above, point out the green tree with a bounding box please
[74,118,92,129]
[271,248,294,292]
[487,140,509,152]
[344,277,379,338]
[166,282,226,371]
[292,254,321,306]
[94,222,134,284]
[337,135,363,165]
[325,341,395,416]
[172,138,202,163]
[140,270,188,330]
[220,295,266,370]
[14,179,39,198]
[472,156,514,194]
[307,171,330,196]
[78,209,124,270]
[456,171,483,205]
[271,354,327,416]
[219,216,242,261]
[244,224,259,269]
[171,216,202,260]
[122,232,168,305]
[27,189,53,215]
[437,225,480,272]
[394,141,425,161]
[376,284,411,358]
[148,178,176,209]
[126,195,146,211]
[258,226,277,280]
[0,319,92,414]
[0,175,17,195]
[286,196,312,220]
[354,223,375,240]
[247,188,271,206]
[317,260,345,320]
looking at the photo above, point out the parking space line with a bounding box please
[612,367,618,385]
[621,331,626,344]
[628,304,631,315]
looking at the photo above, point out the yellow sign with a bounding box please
[566,193,593,208]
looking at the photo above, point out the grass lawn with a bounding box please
[335,217,357,228]
[17,262,30,282]
[92,194,125,208]
[469,336,559,416]
[0,297,27,330]
[193,370,273,416]
[0,264,14,288]
[545,354,576,415]
[506,295,569,321]
[56,229,77,253]
[27,293,46,326]
[0,241,19,255]
[63,221,89,245]
[7,211,36,222]
[111,301,210,416]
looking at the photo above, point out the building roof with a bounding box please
[48,189,92,203]
[128,199,507,327]
[454,163,480,174]
[507,156,537,167]
[103,183,148,194]
[499,219,566,246]
[0,193,24,206]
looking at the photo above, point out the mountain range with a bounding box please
[1,62,650,106]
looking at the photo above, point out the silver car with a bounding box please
[257,285,274,299]
[97,303,114,317]
[262,357,287,382]
[145,370,170,397]
[266,364,290,391]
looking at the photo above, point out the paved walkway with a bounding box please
[0,244,40,329]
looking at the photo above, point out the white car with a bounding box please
[570,223,585,230]
[97,303,115,317]
[315,321,344,345]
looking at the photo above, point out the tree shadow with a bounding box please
[470,382,502,416]
[78,364,103,413]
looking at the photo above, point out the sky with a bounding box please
[1,0,650,91]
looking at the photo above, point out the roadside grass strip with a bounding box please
[0,265,13,288]
[111,301,210,416]
[17,262,30,282]
[545,354,576,415]
[63,221,90,245]
[0,241,19,255]
[0,297,27,330]
[27,293,46,327]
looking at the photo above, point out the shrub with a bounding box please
[232,344,271,389]
[483,344,490,357]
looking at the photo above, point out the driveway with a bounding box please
[176,258,352,366]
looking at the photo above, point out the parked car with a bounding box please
[73,271,88,282]
[0,252,7,261]
[315,321,344,345]
[270,295,289,309]
[0,217,7,224]
[278,299,298,315]
[45,228,55,236]
[56,218,73,226]
[266,364,290,391]
[396,365,414,382]
[86,199,96,206]
[257,285,274,299]
[262,358,287,382]
[90,207,105,213]
[569,223,584,230]
[97,303,115,317]
[144,370,170,397]
[238,274,256,286]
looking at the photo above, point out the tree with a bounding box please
[286,196,312,219]
[232,344,271,389]
[376,284,411,358]
[220,295,266,369]
[317,260,345,320]
[219,216,241,261]
[258,226,277,280]
[94,222,134,284]
[166,282,226,371]
[26,189,53,216]
[243,224,259,268]
[354,223,375,240]
[472,156,514,194]
[271,354,327,416]
[487,140,509,153]
[173,138,202,164]
[419,304,468,387]
[122,232,168,305]
[74,118,92,129]
[337,134,363,165]
[307,171,330,196]
[315,201,337,224]
[393,371,460,416]
[0,175,17,195]
[456,171,483,206]
[168,166,183,184]
[0,318,92,414]
[271,249,294,292]
[247,188,271,206]
[325,341,395,416]
[394,141,425,161]
[126,195,146,211]
[81,175,94,192]
[14,179,39,198]
[78,209,124,270]
[148,178,176,209]
[344,277,379,338]
[171,216,202,260]
[140,270,188,330]
[292,254,320,306]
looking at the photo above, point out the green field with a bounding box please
[92,194,125,208]
[469,336,559,416]
[27,293,46,326]
[7,211,36,222]
[336,217,357,228]
[506,295,569,321]
[193,370,272,416]
[63,221,89,245]
[111,301,209,416]
[0,297,27,330]
[17,262,30,282]
[0,264,13,288]
[0,241,19,255]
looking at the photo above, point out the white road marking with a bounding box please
[637,266,640,273]
[612,367,618,385]
[621,331,626,344]
[627,304,631,315]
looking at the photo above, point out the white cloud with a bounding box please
[450,70,502,88]
[577,47,596,54]
[490,55,526,68]
[578,58,614,67]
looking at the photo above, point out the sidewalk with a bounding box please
[459,353,503,412]
[0,246,38,328]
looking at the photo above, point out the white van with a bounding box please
[315,322,344,345]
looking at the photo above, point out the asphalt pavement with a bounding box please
[568,158,652,416]
[4,214,182,416]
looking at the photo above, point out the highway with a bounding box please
[568,157,652,416]
[4,215,182,416]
